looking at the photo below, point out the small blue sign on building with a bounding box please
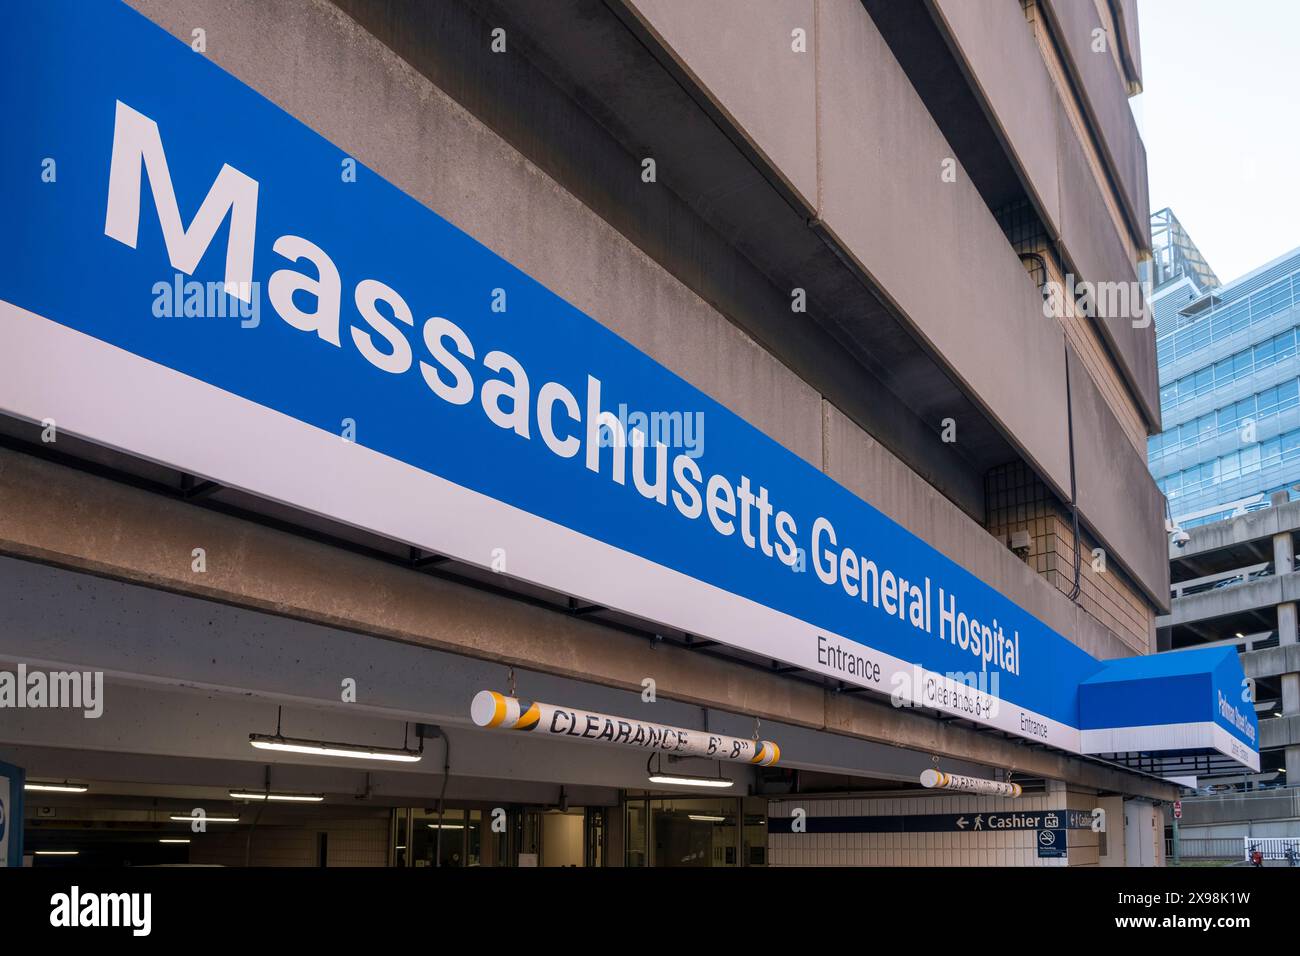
[1036,828,1067,859]
[0,758,25,867]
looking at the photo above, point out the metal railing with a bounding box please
[1170,562,1272,599]
[1243,837,1300,863]
[1167,837,1243,860]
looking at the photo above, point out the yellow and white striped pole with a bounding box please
[470,690,780,766]
[920,769,1022,797]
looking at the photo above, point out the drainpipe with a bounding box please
[1064,339,1082,603]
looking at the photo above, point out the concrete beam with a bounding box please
[1039,0,1150,249]
[925,0,1062,237]
[1260,715,1300,750]
[1163,573,1300,628]
[1243,643,1300,682]
[1170,500,1300,561]
[0,448,1176,800]
[0,679,758,795]
[0,552,998,786]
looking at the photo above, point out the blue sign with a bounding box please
[0,759,22,866]
[0,1,1258,765]
[1036,828,1067,859]
[770,811,1094,834]
[1078,645,1258,768]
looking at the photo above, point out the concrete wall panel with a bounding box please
[815,0,1071,497]
[623,0,819,210]
[1056,104,1160,424]
[901,0,1158,429]
[1111,0,1143,87]
[1067,346,1171,607]
[1042,0,1149,246]
[928,0,1062,236]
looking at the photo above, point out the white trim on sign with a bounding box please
[1080,721,1261,772]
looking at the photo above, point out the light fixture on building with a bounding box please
[248,707,423,763]
[229,790,325,802]
[687,814,727,822]
[159,839,191,844]
[426,823,465,830]
[249,735,423,763]
[168,815,241,823]
[649,773,734,788]
[646,753,734,789]
[34,850,79,856]
[24,782,88,793]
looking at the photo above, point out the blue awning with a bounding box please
[1078,646,1259,772]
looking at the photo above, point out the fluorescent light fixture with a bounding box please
[24,782,88,793]
[1236,632,1245,638]
[249,733,422,763]
[159,839,191,844]
[34,850,79,856]
[648,773,734,789]
[168,815,240,823]
[229,790,325,802]
[426,823,465,830]
[688,814,727,822]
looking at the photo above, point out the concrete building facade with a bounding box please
[0,0,1247,868]
[1157,491,1300,856]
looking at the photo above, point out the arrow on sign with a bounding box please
[957,817,968,830]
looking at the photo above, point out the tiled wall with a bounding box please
[985,460,1153,653]
[769,791,1100,867]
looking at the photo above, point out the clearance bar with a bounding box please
[920,768,1022,798]
[470,690,780,766]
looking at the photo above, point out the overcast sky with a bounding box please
[1133,0,1300,283]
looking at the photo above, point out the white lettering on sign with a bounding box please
[1218,691,1256,743]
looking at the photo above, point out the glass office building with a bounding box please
[1150,242,1300,528]
[1147,207,1220,328]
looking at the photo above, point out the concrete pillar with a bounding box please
[1278,603,1298,649]
[1097,795,1125,866]
[1283,665,1300,786]
[1274,495,1300,784]
[1274,525,1295,580]
[1284,673,1300,714]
